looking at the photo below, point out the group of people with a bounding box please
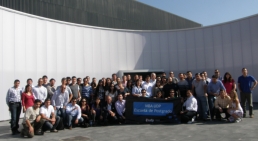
[6,67,257,138]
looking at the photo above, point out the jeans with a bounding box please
[215,108,230,120]
[9,102,22,132]
[196,96,208,119]
[66,114,84,127]
[22,119,44,137]
[42,116,60,131]
[240,92,253,115]
[55,107,66,121]
[208,95,216,119]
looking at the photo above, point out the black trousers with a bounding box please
[181,111,196,123]
[103,112,117,123]
[9,102,21,132]
[117,113,126,123]
[215,108,230,120]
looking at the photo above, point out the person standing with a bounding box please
[222,72,236,95]
[6,79,22,135]
[33,78,48,103]
[177,73,189,100]
[57,78,73,103]
[112,73,118,85]
[22,85,35,113]
[42,75,49,88]
[214,69,223,81]
[238,68,257,118]
[150,73,156,84]
[51,85,70,119]
[153,80,164,98]
[207,75,226,120]
[142,75,154,98]
[46,78,56,100]
[81,77,93,103]
[132,79,142,97]
[192,73,208,121]
[22,78,35,92]
[180,90,197,124]
[186,71,195,91]
[69,76,81,102]
[163,77,178,98]
[169,71,179,84]
[20,99,44,138]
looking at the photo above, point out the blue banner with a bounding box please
[133,102,173,116]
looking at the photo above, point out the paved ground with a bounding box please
[0,104,257,141]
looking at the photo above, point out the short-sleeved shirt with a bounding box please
[238,75,256,93]
[23,107,39,124]
[69,84,80,99]
[222,80,235,94]
[192,79,206,96]
[40,105,54,118]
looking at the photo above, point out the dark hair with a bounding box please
[112,73,117,77]
[83,77,88,82]
[42,75,48,79]
[223,72,233,82]
[242,68,247,71]
[66,77,71,80]
[44,98,51,103]
[34,99,41,104]
[195,73,200,76]
[179,73,183,75]
[212,75,218,79]
[169,89,175,92]
[14,79,20,83]
[24,84,32,93]
[61,77,66,82]
[77,78,81,81]
[49,78,55,82]
[155,80,161,87]
[109,83,116,93]
[186,71,192,74]
[145,75,150,78]
[27,78,33,82]
[141,89,146,92]
[215,69,219,72]
[126,80,132,88]
[72,76,76,79]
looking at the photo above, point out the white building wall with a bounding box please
[0,6,258,120]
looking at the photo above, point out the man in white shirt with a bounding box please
[40,98,60,132]
[21,99,44,138]
[150,73,156,84]
[65,98,84,129]
[33,78,48,103]
[51,85,70,119]
[180,90,198,124]
[142,75,154,98]
[115,94,126,124]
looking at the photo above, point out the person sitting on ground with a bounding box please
[40,98,60,132]
[153,91,163,99]
[228,90,243,123]
[66,98,84,129]
[214,90,231,121]
[80,98,91,127]
[103,96,118,125]
[165,89,176,100]
[21,99,44,138]
[91,97,103,125]
[180,90,198,124]
[115,94,126,124]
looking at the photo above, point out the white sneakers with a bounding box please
[187,116,196,124]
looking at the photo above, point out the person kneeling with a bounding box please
[40,98,60,132]
[103,96,118,125]
[227,91,243,123]
[21,99,44,138]
[180,90,197,124]
[115,94,126,124]
[66,98,84,129]
[214,90,231,121]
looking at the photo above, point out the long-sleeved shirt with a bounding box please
[142,82,154,97]
[207,81,226,95]
[66,103,81,119]
[33,86,47,102]
[6,87,22,106]
[215,96,231,109]
[115,100,126,116]
[51,88,69,108]
[183,96,198,112]
[81,85,92,98]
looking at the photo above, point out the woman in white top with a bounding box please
[228,90,243,123]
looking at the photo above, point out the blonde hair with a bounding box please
[230,90,239,102]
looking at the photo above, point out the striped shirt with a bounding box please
[6,87,22,105]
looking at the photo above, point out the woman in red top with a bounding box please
[21,85,35,112]
[222,72,236,95]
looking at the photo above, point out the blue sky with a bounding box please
[137,0,258,26]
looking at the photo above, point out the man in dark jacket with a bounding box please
[102,96,118,124]
[163,77,179,98]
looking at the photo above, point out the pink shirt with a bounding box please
[22,93,35,109]
[222,80,235,94]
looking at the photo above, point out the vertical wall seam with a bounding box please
[248,19,254,74]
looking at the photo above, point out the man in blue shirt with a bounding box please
[238,68,257,118]
[207,75,226,120]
